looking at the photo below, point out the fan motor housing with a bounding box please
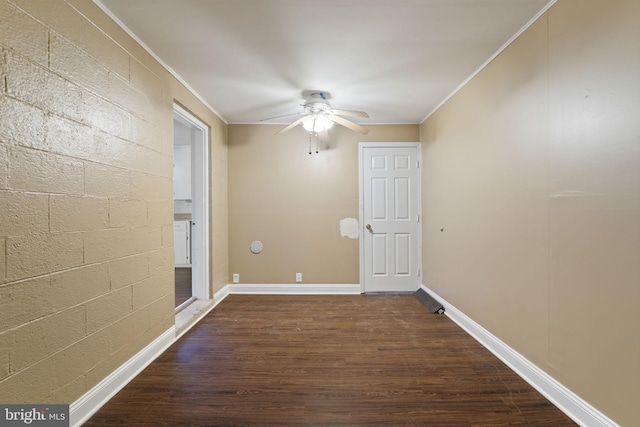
[303,99,331,114]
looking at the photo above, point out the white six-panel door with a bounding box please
[360,144,421,292]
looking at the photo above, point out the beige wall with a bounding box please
[420,0,640,424]
[0,0,227,404]
[228,124,418,284]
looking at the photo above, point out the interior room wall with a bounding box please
[228,124,418,285]
[419,0,640,424]
[0,0,227,404]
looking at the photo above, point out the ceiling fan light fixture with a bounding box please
[268,90,369,136]
[302,114,334,133]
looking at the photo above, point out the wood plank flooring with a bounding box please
[86,294,576,426]
[175,268,192,307]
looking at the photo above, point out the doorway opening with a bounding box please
[173,104,210,312]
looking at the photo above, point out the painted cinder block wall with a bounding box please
[420,0,640,424]
[0,0,227,404]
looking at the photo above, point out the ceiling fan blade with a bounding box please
[260,111,303,122]
[330,115,369,135]
[275,116,306,134]
[331,109,370,119]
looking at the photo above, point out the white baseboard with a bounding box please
[69,326,176,427]
[227,283,361,294]
[421,285,619,427]
[214,284,230,301]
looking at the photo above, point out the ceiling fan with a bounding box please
[261,91,370,135]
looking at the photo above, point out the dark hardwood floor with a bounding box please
[175,267,192,307]
[86,294,575,426]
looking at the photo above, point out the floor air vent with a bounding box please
[414,288,445,314]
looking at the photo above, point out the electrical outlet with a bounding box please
[295,273,302,283]
[232,273,239,284]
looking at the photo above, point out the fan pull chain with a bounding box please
[308,134,312,155]
[316,138,319,154]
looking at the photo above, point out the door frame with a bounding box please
[358,142,422,293]
[173,103,210,302]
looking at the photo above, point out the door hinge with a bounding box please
[417,214,420,223]
[416,160,420,168]
[417,269,421,277]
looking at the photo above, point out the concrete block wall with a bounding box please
[0,0,228,404]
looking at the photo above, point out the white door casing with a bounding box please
[173,104,210,301]
[359,143,421,292]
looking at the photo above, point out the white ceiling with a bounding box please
[97,0,553,125]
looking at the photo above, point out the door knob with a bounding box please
[366,224,372,230]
